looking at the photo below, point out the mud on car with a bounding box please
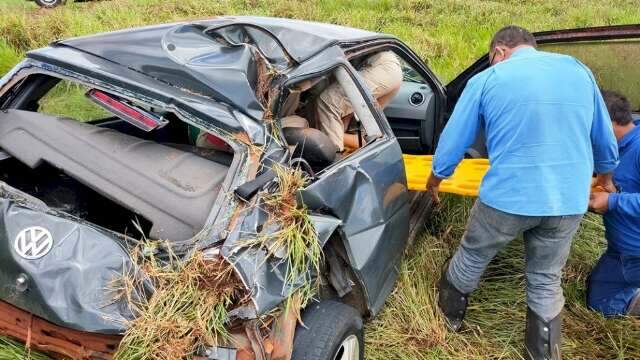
[0,16,638,359]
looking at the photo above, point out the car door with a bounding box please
[343,40,448,155]
[298,59,412,314]
[296,40,447,314]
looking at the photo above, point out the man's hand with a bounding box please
[593,173,617,193]
[589,191,610,214]
[426,172,444,205]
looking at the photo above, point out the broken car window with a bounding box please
[37,79,111,121]
[402,60,427,85]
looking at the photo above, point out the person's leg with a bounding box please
[440,201,535,330]
[621,255,640,315]
[586,251,632,316]
[314,82,351,151]
[522,214,582,360]
[447,201,535,293]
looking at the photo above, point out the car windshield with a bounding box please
[402,64,427,84]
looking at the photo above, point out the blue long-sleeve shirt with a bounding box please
[605,122,640,255]
[433,47,619,216]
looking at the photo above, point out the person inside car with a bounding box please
[427,25,619,360]
[587,90,640,317]
[308,50,403,151]
[198,51,402,154]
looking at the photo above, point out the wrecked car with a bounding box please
[29,0,66,8]
[0,17,638,359]
[29,0,97,9]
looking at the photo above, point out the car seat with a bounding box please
[281,115,338,167]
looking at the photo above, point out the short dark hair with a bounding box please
[602,90,633,126]
[490,25,537,51]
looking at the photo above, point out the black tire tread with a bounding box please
[34,0,65,8]
[292,300,364,360]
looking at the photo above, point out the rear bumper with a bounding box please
[0,300,121,359]
[0,300,294,360]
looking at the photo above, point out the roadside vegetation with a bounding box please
[0,0,639,359]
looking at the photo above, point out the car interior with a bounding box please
[0,75,234,241]
[278,62,384,174]
[277,49,441,174]
[381,58,438,154]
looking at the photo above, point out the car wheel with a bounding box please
[34,0,65,8]
[292,300,364,360]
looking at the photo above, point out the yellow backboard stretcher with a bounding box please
[403,155,488,197]
[404,154,602,197]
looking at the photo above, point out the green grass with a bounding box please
[38,81,111,121]
[0,337,50,360]
[366,195,640,359]
[0,0,639,359]
[0,0,35,12]
[0,0,30,6]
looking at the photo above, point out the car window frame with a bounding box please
[0,65,252,248]
[343,41,447,153]
[310,61,399,178]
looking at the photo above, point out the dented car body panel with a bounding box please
[301,138,410,314]
[55,16,389,122]
[0,190,132,334]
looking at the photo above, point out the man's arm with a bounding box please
[590,152,640,215]
[603,152,640,216]
[609,193,640,217]
[587,68,619,176]
[428,73,487,202]
[344,133,363,149]
[432,74,487,178]
[591,191,640,216]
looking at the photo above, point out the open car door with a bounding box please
[445,24,640,158]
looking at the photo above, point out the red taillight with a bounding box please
[87,89,168,132]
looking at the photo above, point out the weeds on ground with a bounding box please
[0,337,50,360]
[366,195,640,359]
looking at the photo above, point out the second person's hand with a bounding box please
[593,173,617,193]
[589,191,610,214]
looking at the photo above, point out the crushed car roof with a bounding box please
[31,16,390,121]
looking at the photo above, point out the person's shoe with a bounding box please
[626,290,640,316]
[437,263,469,332]
[524,307,561,360]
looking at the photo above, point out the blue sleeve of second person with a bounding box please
[432,73,486,179]
[609,192,640,217]
[583,64,619,173]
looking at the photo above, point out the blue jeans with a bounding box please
[587,250,640,316]
[447,201,583,321]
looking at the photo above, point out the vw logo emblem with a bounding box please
[14,227,54,260]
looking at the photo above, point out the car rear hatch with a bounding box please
[0,183,133,335]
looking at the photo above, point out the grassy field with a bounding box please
[0,0,639,359]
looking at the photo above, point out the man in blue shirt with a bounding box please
[587,90,640,317]
[428,26,619,360]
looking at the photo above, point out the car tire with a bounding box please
[34,0,65,8]
[292,300,364,360]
